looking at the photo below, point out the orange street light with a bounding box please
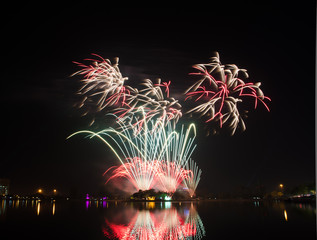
[38,189,43,194]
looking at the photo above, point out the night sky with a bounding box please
[2,3,316,196]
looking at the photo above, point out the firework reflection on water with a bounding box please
[103,202,205,240]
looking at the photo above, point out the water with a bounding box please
[0,199,315,239]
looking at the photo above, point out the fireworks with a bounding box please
[68,113,199,194]
[114,79,182,131]
[185,52,271,135]
[72,53,269,134]
[183,159,202,198]
[72,54,129,111]
[72,55,181,128]
[69,52,271,197]
[104,158,161,191]
[104,159,193,193]
[156,160,192,193]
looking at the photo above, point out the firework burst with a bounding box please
[185,52,271,135]
[72,54,129,110]
[104,157,161,191]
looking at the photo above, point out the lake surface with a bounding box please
[0,199,315,239]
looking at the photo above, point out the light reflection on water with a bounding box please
[102,202,206,240]
[0,199,316,239]
[0,199,57,217]
[0,199,206,239]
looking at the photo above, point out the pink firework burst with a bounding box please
[104,157,161,191]
[104,158,193,194]
[155,160,192,193]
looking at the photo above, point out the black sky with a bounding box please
[2,3,316,195]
